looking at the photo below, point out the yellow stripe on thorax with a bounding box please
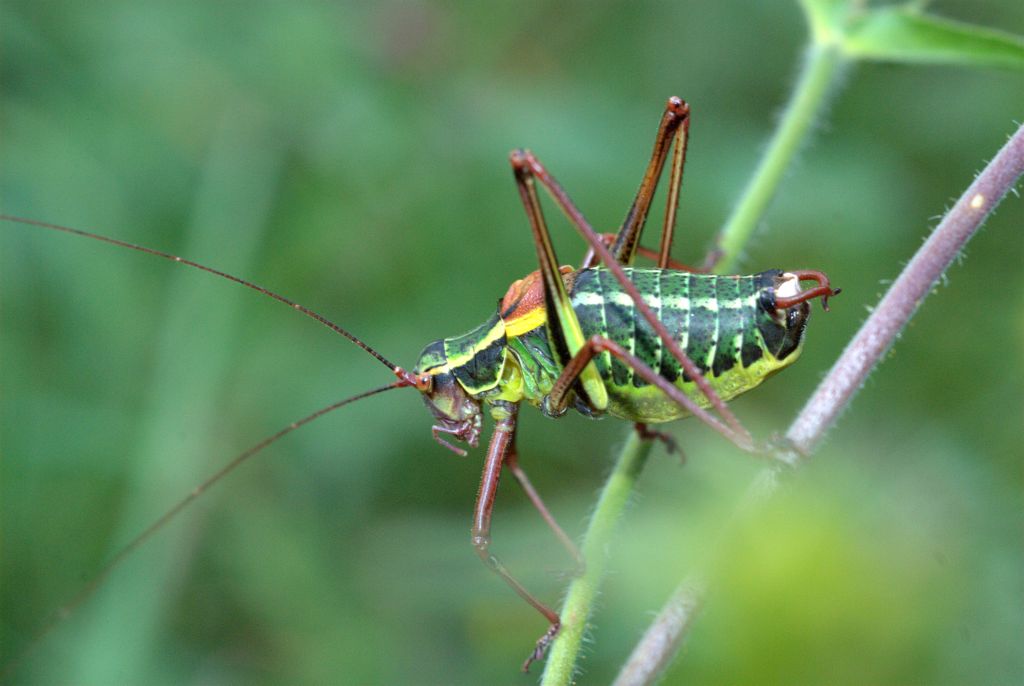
[504,304,547,338]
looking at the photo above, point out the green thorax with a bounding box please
[437,310,562,412]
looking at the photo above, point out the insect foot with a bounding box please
[634,422,685,464]
[522,620,560,672]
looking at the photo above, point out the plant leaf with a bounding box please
[843,6,1024,69]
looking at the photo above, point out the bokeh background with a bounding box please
[2,2,1022,684]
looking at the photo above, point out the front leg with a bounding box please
[471,401,561,671]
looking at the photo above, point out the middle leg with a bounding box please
[504,437,584,572]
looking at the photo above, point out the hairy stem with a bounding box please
[784,122,1024,457]
[612,121,1024,686]
[540,432,653,686]
[716,43,843,273]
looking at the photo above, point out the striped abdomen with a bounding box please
[569,267,808,422]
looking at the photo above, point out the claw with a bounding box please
[635,422,686,465]
[521,621,560,672]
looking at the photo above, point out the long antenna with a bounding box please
[1,382,404,680]
[0,214,398,371]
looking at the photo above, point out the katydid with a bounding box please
[0,97,838,675]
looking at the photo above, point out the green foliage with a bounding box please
[1,2,1021,685]
[801,0,1024,68]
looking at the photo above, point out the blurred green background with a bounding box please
[2,2,1022,684]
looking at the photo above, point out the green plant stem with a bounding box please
[716,43,843,273]
[540,431,654,686]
